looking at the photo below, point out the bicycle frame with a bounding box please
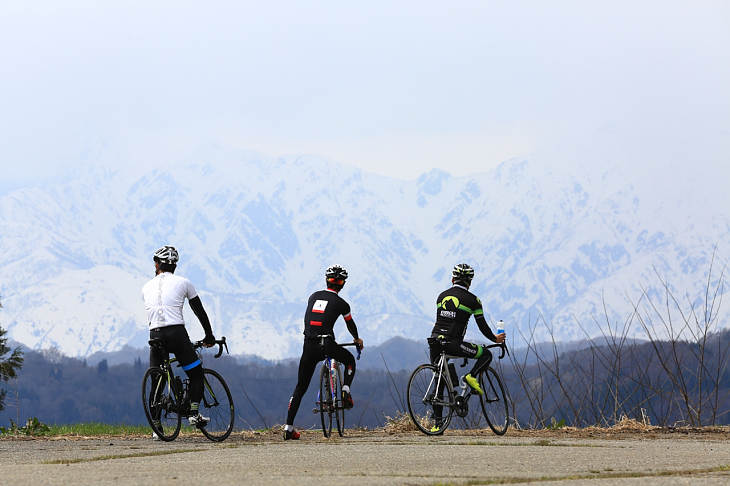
[314,340,362,413]
[316,356,341,412]
[407,341,509,435]
[144,337,228,434]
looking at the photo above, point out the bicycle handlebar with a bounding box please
[339,342,362,360]
[485,342,509,360]
[194,337,229,358]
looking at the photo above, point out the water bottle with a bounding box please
[496,320,505,336]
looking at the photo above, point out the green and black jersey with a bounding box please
[430,284,497,342]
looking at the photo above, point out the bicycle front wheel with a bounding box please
[142,367,182,441]
[333,364,345,437]
[319,365,333,438]
[478,367,509,435]
[199,369,235,441]
[407,364,453,436]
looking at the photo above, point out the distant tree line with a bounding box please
[0,347,412,430]
[3,326,729,431]
[2,262,730,431]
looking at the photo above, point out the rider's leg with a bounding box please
[285,340,323,426]
[327,344,356,408]
[329,344,356,387]
[441,339,487,394]
[161,325,206,420]
[469,348,493,377]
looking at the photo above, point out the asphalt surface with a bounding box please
[2,430,730,486]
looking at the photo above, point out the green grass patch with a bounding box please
[41,422,209,436]
[45,423,153,436]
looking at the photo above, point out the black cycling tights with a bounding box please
[429,338,493,377]
[150,325,205,404]
[286,339,356,426]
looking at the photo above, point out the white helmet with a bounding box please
[153,245,179,265]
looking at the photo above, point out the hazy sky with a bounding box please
[1,1,728,191]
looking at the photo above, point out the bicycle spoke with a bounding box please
[142,367,181,441]
[199,369,235,441]
[478,367,509,435]
[407,364,453,435]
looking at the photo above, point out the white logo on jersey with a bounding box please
[313,300,328,313]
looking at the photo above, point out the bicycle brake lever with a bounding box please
[460,358,467,368]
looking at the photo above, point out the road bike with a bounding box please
[142,337,234,442]
[312,335,362,438]
[407,339,509,436]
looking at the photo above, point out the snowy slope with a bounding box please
[1,147,728,358]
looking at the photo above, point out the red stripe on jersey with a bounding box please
[344,313,353,321]
[311,321,323,326]
[312,308,324,313]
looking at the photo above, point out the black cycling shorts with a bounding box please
[149,325,200,371]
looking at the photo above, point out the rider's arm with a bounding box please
[189,296,215,343]
[343,313,363,349]
[345,315,359,341]
[474,313,498,343]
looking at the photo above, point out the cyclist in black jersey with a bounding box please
[283,264,364,440]
[430,263,506,396]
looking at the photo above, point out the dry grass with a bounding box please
[381,411,419,434]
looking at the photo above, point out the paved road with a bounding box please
[3,431,730,485]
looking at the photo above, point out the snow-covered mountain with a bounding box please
[1,145,728,359]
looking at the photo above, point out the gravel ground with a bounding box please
[2,428,730,486]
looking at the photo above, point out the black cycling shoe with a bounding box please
[283,429,300,440]
[342,390,354,410]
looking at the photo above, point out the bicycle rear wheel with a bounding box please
[478,367,509,435]
[199,369,235,441]
[142,367,182,441]
[319,365,333,438]
[407,364,453,436]
[333,364,345,437]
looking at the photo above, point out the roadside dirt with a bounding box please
[3,425,730,486]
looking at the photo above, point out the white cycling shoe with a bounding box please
[188,413,210,427]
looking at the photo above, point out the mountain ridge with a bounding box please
[1,146,728,359]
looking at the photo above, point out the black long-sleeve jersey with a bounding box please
[303,289,359,341]
[430,284,497,342]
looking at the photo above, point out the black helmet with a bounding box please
[325,264,348,281]
[452,263,474,284]
[153,245,179,265]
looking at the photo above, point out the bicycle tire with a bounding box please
[142,367,182,441]
[333,364,345,437]
[478,367,509,435]
[407,364,453,436]
[319,364,333,438]
[199,369,235,442]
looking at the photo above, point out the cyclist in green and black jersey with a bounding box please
[430,263,505,395]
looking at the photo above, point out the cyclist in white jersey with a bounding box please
[142,245,216,430]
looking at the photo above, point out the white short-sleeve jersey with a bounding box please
[142,272,198,328]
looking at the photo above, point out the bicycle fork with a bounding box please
[314,358,338,413]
